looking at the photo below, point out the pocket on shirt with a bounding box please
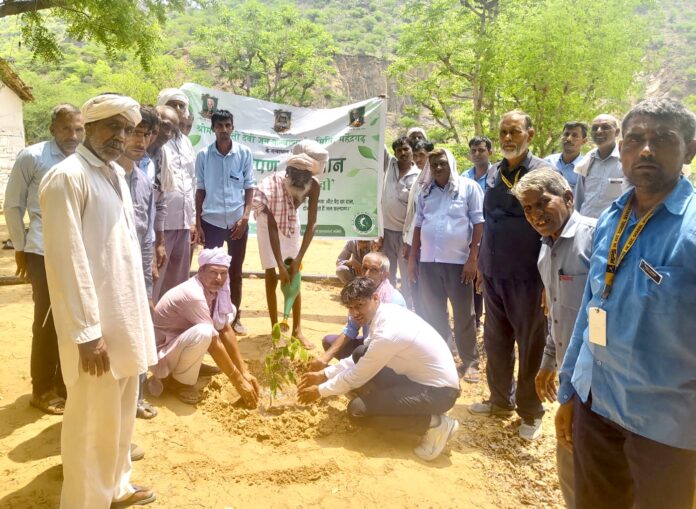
[558,273,588,312]
[644,266,696,315]
[448,200,468,218]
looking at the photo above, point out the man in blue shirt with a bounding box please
[463,135,492,191]
[556,98,696,509]
[409,148,484,383]
[544,121,588,188]
[195,109,256,335]
[4,103,84,414]
[463,136,493,329]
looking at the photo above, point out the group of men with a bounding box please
[4,89,696,509]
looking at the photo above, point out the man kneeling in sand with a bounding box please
[150,247,260,407]
[299,277,461,461]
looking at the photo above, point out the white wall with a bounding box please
[0,85,26,210]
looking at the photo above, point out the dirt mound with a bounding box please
[199,373,354,448]
[235,460,339,486]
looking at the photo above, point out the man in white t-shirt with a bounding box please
[299,277,461,461]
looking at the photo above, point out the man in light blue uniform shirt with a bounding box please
[555,98,696,509]
[544,121,588,188]
[4,103,84,414]
[463,135,493,329]
[573,114,625,218]
[195,109,256,335]
[409,148,484,383]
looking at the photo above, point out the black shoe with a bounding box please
[198,363,221,377]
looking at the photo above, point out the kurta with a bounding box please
[39,144,157,387]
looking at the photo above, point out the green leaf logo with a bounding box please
[358,146,377,160]
[188,134,201,145]
[347,168,361,177]
[370,116,379,126]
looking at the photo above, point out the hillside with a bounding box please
[0,0,694,144]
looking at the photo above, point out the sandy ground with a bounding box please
[0,215,564,508]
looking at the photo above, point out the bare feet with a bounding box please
[292,329,315,350]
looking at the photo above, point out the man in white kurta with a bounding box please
[39,94,157,509]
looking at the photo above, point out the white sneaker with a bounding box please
[519,418,543,441]
[413,414,460,461]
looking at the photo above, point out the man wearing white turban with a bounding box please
[152,87,199,303]
[252,149,323,349]
[39,94,157,508]
[150,247,260,407]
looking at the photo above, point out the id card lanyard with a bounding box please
[602,193,657,300]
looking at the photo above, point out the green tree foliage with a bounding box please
[195,1,337,106]
[0,0,199,68]
[391,0,655,156]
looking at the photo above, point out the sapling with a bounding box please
[264,323,309,406]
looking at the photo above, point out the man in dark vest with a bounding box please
[470,110,553,441]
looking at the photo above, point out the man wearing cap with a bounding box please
[40,94,157,508]
[150,247,260,407]
[153,88,198,301]
[253,151,322,349]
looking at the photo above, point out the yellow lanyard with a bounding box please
[500,168,521,189]
[602,195,657,299]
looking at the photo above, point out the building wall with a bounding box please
[0,85,26,210]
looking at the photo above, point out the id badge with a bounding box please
[588,307,607,347]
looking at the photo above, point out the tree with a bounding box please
[0,0,199,67]
[194,1,337,106]
[390,0,654,156]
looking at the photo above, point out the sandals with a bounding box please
[110,485,156,508]
[136,399,158,420]
[164,377,201,405]
[30,390,65,415]
[461,366,481,384]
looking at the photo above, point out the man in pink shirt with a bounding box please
[150,247,260,406]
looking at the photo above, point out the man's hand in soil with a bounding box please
[232,372,258,408]
[298,385,321,404]
[555,398,575,452]
[307,356,328,372]
[299,371,328,390]
[78,337,110,376]
[243,371,261,398]
[535,368,557,402]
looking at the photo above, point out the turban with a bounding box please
[407,127,426,138]
[198,247,234,329]
[292,139,329,165]
[81,94,141,125]
[157,88,189,108]
[287,153,322,176]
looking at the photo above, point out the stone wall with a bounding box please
[0,85,26,210]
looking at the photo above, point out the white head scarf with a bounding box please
[422,148,460,197]
[292,139,329,165]
[407,127,427,139]
[198,247,234,329]
[157,88,189,108]
[81,94,141,125]
[287,153,322,176]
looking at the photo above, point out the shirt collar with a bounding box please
[501,151,534,171]
[591,144,620,161]
[609,176,693,217]
[211,140,237,157]
[49,139,66,158]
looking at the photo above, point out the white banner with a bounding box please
[181,83,386,239]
